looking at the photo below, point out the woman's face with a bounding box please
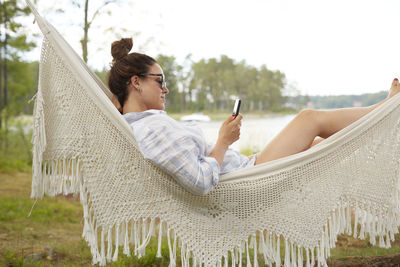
[139,63,169,110]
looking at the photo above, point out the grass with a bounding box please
[0,172,171,266]
[330,234,400,258]
[1,172,400,266]
[0,172,88,265]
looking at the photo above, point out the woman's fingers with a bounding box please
[218,113,243,145]
[234,114,243,128]
[236,113,243,120]
[232,114,242,140]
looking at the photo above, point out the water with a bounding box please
[191,115,296,153]
[20,114,296,153]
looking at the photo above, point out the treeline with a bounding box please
[286,91,387,110]
[98,54,288,113]
[308,91,387,109]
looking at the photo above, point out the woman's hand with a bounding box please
[217,114,243,147]
[209,114,243,167]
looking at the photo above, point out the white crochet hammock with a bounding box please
[27,1,400,266]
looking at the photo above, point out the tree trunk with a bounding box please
[3,8,7,112]
[2,1,8,147]
[2,0,8,130]
[0,0,3,129]
[81,0,89,63]
[180,90,185,112]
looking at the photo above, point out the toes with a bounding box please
[394,78,399,86]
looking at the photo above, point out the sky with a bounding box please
[27,0,400,96]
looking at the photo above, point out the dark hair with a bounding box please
[108,37,157,108]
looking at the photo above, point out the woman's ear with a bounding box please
[130,76,142,92]
[112,94,123,113]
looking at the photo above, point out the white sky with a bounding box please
[28,0,400,96]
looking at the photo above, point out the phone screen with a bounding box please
[232,99,241,118]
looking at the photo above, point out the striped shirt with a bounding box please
[124,110,254,195]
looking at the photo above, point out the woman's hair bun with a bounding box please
[111,38,133,61]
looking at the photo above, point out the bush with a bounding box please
[0,123,32,173]
[1,250,25,267]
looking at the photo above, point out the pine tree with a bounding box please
[0,0,36,129]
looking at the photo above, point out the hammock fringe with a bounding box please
[31,158,82,198]
[31,87,46,198]
[29,156,400,266]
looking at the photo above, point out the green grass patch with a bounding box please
[331,245,400,258]
[0,196,80,224]
[1,250,26,267]
[240,147,259,156]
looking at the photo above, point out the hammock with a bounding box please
[27,1,400,266]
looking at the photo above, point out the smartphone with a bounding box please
[232,99,241,118]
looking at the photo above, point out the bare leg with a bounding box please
[310,137,325,147]
[255,79,400,164]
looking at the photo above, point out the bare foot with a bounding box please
[367,79,400,111]
[388,78,400,99]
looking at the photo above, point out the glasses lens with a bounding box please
[138,73,166,88]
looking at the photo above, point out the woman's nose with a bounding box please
[163,86,169,94]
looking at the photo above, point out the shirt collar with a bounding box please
[123,109,167,124]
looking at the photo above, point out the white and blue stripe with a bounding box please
[124,110,254,195]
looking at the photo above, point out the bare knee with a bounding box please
[296,109,323,134]
[297,109,318,122]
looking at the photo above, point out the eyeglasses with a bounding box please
[138,73,167,89]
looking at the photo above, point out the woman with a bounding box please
[108,37,399,195]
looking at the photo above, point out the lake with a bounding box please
[17,114,296,154]
[184,114,296,153]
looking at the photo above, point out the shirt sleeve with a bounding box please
[133,122,220,195]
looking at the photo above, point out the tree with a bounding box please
[0,0,36,129]
[177,54,194,111]
[190,55,287,113]
[156,55,182,112]
[258,66,286,111]
[70,0,116,63]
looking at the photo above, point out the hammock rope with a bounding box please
[26,1,400,266]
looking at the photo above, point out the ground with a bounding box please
[1,172,400,266]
